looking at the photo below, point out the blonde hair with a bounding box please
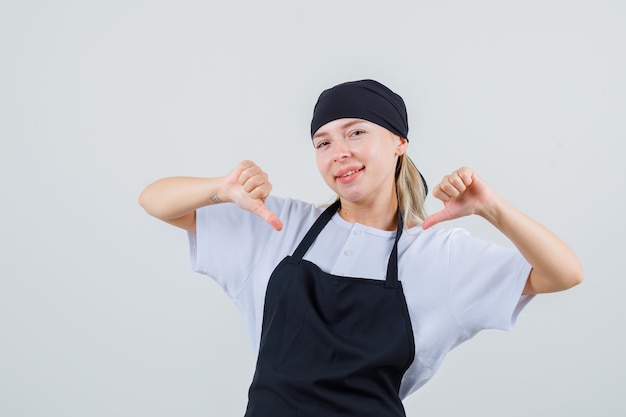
[395,154,427,228]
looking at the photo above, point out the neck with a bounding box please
[338,195,399,231]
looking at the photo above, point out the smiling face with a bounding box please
[312,118,408,208]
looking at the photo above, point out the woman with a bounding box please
[139,79,583,416]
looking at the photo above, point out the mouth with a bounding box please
[335,167,364,182]
[338,168,362,178]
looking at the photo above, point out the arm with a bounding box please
[422,167,583,295]
[138,160,283,233]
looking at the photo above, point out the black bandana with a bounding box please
[310,79,409,139]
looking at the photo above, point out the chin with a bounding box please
[326,181,367,204]
[336,191,367,204]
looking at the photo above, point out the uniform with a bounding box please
[188,195,533,412]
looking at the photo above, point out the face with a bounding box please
[312,118,407,206]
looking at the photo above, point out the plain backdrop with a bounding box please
[1,0,624,416]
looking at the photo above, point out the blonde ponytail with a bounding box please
[396,154,427,228]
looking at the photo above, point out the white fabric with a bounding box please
[188,196,533,399]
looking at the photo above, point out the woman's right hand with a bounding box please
[221,160,283,231]
[139,160,283,232]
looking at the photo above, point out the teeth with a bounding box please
[341,169,360,177]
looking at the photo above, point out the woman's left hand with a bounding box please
[422,166,584,294]
[421,167,496,230]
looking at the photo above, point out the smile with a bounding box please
[338,168,363,178]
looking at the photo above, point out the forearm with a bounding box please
[481,195,584,294]
[138,176,226,221]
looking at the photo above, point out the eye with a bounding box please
[350,129,365,137]
[315,141,330,149]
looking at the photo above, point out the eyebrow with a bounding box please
[312,119,368,140]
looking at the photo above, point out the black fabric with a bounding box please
[244,201,415,417]
[310,79,409,139]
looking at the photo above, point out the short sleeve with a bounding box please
[187,197,286,298]
[447,229,533,336]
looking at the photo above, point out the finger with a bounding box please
[447,172,467,191]
[252,202,283,231]
[457,167,474,186]
[249,182,272,200]
[421,209,453,230]
[432,184,452,202]
[242,174,267,194]
[240,167,271,196]
[238,164,261,187]
[438,180,461,199]
[445,171,471,195]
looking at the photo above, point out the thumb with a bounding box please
[252,201,283,231]
[422,208,453,230]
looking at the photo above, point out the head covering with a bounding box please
[310,79,409,139]
[310,79,428,196]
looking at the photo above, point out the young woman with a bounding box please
[139,79,583,417]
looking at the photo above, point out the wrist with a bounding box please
[210,193,221,204]
[477,193,509,228]
[205,176,230,205]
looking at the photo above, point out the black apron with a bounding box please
[244,200,415,417]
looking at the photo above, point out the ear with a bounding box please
[395,137,408,156]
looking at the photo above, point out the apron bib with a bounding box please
[244,200,415,417]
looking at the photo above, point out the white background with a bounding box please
[1,0,624,416]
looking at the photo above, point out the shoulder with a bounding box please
[403,225,520,267]
[401,226,470,255]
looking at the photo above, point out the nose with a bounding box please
[332,141,351,162]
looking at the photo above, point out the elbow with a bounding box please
[561,262,584,291]
[570,255,585,287]
[138,187,159,217]
[570,265,585,288]
[138,188,150,212]
[556,249,585,291]
[528,261,584,295]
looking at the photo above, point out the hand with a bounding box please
[222,160,283,231]
[422,167,497,230]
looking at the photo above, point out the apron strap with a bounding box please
[292,200,341,261]
[291,199,403,289]
[385,208,403,289]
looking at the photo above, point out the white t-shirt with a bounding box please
[188,196,533,399]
